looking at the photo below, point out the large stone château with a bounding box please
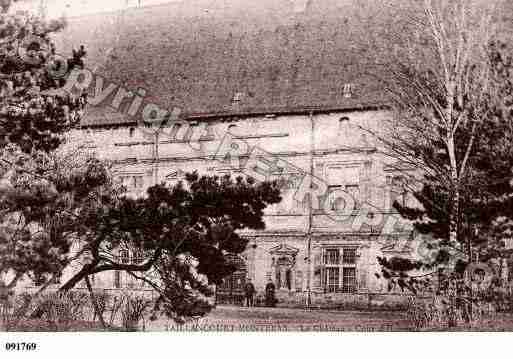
[46,0,430,306]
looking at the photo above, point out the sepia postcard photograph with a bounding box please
[0,0,513,356]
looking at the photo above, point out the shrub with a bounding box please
[35,291,89,328]
[120,294,151,331]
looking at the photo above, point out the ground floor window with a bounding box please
[326,267,339,293]
[324,267,357,293]
[342,267,356,293]
[322,247,358,293]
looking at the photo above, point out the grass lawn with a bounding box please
[5,306,513,332]
[147,306,415,331]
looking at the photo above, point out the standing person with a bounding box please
[265,279,276,307]
[244,278,255,307]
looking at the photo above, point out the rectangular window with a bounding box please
[322,247,358,293]
[133,176,144,189]
[119,175,144,190]
[342,248,357,264]
[323,249,340,265]
[326,267,340,293]
[342,267,357,293]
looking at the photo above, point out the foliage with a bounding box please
[357,1,513,327]
[404,274,509,329]
[391,41,513,265]
[35,291,89,327]
[58,172,281,322]
[0,3,91,290]
[360,0,512,278]
[89,289,109,323]
[0,10,87,153]
[1,290,92,330]
[0,144,115,288]
[120,294,151,331]
[1,290,157,331]
[1,0,279,326]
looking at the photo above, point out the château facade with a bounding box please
[28,0,430,306]
[64,108,418,305]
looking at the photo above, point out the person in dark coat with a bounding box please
[244,279,256,307]
[265,279,276,307]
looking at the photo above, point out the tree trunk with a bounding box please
[59,263,96,292]
[446,135,460,246]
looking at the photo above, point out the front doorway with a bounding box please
[270,243,299,292]
[216,254,247,305]
[275,257,293,290]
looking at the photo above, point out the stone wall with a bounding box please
[56,108,422,305]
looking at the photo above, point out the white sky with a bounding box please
[13,0,182,18]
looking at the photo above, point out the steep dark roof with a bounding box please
[54,0,387,126]
[54,0,513,127]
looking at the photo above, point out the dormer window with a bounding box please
[232,92,244,103]
[228,124,237,134]
[342,83,354,98]
[338,117,351,139]
[339,116,349,128]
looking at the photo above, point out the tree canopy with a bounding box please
[58,173,281,322]
[0,4,91,291]
[358,0,513,295]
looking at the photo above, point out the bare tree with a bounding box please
[359,0,507,260]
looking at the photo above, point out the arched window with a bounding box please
[338,117,350,140]
[228,124,237,134]
[129,127,135,137]
[339,116,349,124]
